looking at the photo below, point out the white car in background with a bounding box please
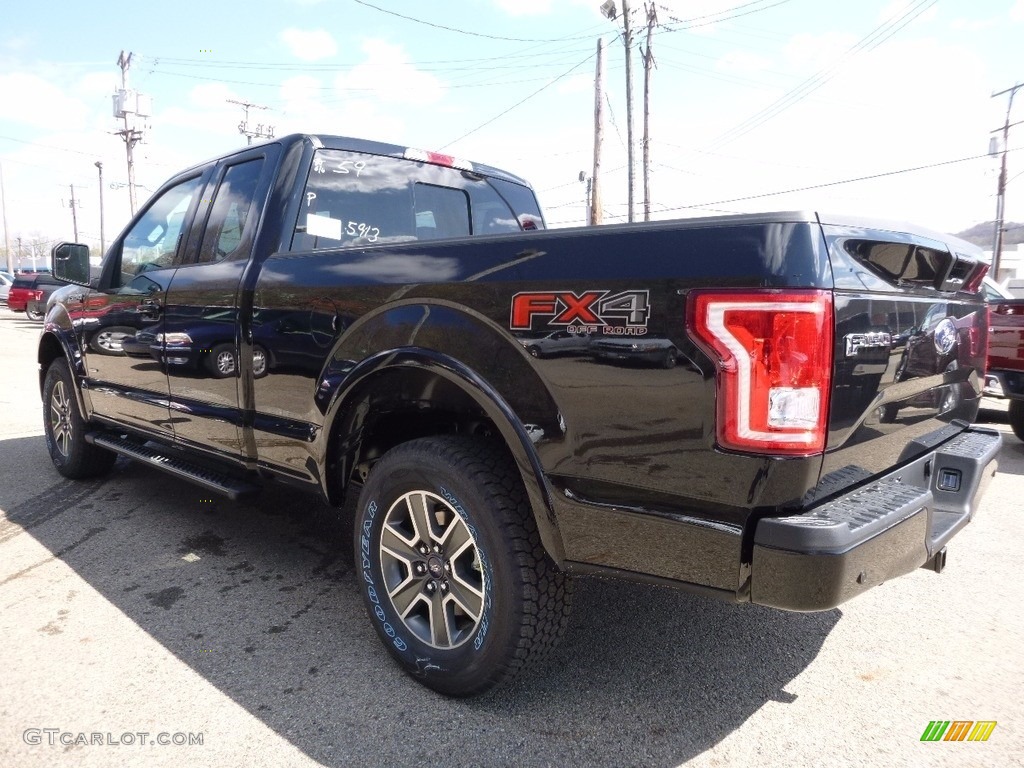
[0,271,14,305]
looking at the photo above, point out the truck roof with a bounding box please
[179,133,535,189]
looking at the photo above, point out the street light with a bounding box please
[95,161,105,255]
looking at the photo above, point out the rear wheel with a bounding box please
[354,436,572,696]
[252,345,269,378]
[43,358,116,479]
[26,307,44,321]
[1009,400,1024,442]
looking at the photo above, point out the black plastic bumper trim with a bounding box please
[750,427,1001,611]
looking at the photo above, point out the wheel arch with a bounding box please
[321,348,567,566]
[38,321,91,419]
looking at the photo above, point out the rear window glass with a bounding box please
[843,239,952,286]
[291,149,542,251]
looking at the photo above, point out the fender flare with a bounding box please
[38,309,91,419]
[322,347,567,566]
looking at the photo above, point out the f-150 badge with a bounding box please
[844,331,892,357]
[510,290,650,335]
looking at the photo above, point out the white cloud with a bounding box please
[493,0,596,16]
[0,73,89,128]
[716,51,773,74]
[557,73,592,95]
[1011,0,1024,22]
[333,39,445,106]
[783,32,858,71]
[494,0,553,15]
[77,71,116,101]
[280,28,337,61]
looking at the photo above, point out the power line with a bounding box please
[708,0,937,147]
[659,0,792,31]
[439,52,596,150]
[0,134,104,158]
[651,148,1020,215]
[351,0,607,43]
[145,43,601,73]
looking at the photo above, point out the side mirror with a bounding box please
[52,242,91,286]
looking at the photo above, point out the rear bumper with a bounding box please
[750,427,1001,611]
[984,369,1024,400]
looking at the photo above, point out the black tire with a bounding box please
[526,345,541,358]
[206,343,237,378]
[26,307,45,321]
[1009,400,1024,442]
[354,436,572,696]
[43,358,117,479]
[878,404,900,424]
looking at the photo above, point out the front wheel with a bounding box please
[206,343,237,378]
[1009,400,1024,442]
[43,358,117,479]
[354,436,572,696]
[89,326,137,355]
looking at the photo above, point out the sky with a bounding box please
[1,0,1022,264]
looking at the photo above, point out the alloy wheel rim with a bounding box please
[49,380,73,457]
[97,330,127,352]
[378,490,486,649]
[253,349,267,377]
[216,351,235,375]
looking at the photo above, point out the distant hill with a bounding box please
[954,221,1024,248]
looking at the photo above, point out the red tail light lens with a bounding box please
[687,289,833,455]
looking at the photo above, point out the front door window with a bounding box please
[118,176,203,286]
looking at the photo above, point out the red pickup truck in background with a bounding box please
[983,278,1024,440]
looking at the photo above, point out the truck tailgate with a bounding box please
[814,221,990,501]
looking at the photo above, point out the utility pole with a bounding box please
[641,2,657,222]
[114,50,149,216]
[227,99,274,145]
[591,38,605,226]
[95,161,106,255]
[67,184,80,242]
[991,83,1023,280]
[622,0,635,222]
[0,162,11,274]
[16,236,23,272]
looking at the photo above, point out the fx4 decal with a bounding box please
[510,290,650,335]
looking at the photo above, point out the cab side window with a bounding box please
[117,175,203,287]
[197,159,265,264]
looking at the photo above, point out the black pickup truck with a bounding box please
[40,134,1001,696]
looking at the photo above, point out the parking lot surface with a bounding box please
[1,310,1022,768]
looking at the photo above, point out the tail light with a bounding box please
[962,262,988,294]
[686,289,833,456]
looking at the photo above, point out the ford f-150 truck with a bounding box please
[39,134,1001,696]
[982,278,1024,439]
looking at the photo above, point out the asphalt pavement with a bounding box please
[1,308,1022,768]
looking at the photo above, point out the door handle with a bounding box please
[139,298,162,318]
